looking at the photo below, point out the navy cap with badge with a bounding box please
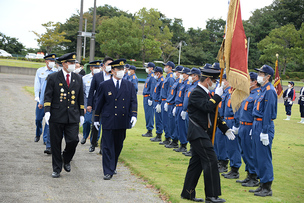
[201,68,221,80]
[109,58,126,69]
[44,53,56,61]
[89,60,102,67]
[288,81,294,86]
[179,67,190,74]
[129,65,136,70]
[55,57,62,65]
[57,52,76,63]
[162,61,175,69]
[249,72,258,81]
[212,63,221,70]
[188,68,201,75]
[202,63,212,70]
[254,65,274,77]
[125,64,130,69]
[154,66,163,74]
[173,65,183,72]
[146,62,155,69]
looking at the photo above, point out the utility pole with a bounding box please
[178,41,182,65]
[76,0,84,62]
[83,18,87,61]
[89,0,97,61]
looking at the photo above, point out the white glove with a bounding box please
[249,129,252,136]
[164,102,168,112]
[289,101,292,105]
[215,86,223,96]
[45,112,50,125]
[130,116,137,128]
[156,104,161,113]
[148,99,153,106]
[225,129,236,140]
[181,111,187,120]
[172,107,176,117]
[232,126,239,135]
[80,116,84,126]
[35,97,40,102]
[260,133,269,146]
[94,122,100,131]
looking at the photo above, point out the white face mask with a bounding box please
[173,72,177,79]
[288,84,291,88]
[73,68,81,74]
[164,67,169,73]
[105,66,111,72]
[67,64,76,73]
[93,69,101,74]
[48,62,55,68]
[128,70,131,75]
[154,74,159,80]
[257,75,265,85]
[188,76,193,83]
[221,81,226,89]
[179,75,184,80]
[145,68,150,74]
[116,70,124,79]
[208,81,216,90]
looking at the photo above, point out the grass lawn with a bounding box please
[24,86,304,202]
[0,59,45,68]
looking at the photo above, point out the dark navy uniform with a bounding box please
[283,81,296,118]
[127,65,138,93]
[44,52,84,176]
[94,59,137,178]
[152,68,164,136]
[299,86,304,123]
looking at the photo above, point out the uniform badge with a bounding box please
[71,90,75,94]
[73,79,75,82]
[60,93,63,96]
[108,91,112,96]
[63,93,67,96]
[71,100,75,104]
[71,96,75,99]
[60,88,64,92]
[59,83,63,86]
[60,100,62,102]
[64,97,66,100]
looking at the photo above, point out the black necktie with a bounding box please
[116,80,119,92]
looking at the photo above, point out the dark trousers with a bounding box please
[285,104,292,115]
[49,122,79,173]
[101,129,126,175]
[181,138,221,199]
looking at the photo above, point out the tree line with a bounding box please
[1,0,303,74]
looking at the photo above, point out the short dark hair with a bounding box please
[103,56,114,64]
[200,76,207,83]
[251,78,261,87]
[265,73,273,82]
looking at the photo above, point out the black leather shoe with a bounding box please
[249,184,263,193]
[104,174,113,180]
[142,130,153,137]
[52,172,60,178]
[63,163,71,172]
[80,138,86,144]
[173,145,187,152]
[43,142,46,145]
[205,196,226,203]
[89,145,95,152]
[165,140,179,148]
[44,148,52,154]
[34,137,40,142]
[181,196,204,202]
[183,150,192,156]
[159,138,171,145]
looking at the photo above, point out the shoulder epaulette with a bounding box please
[151,73,154,77]
[170,74,173,77]
[161,78,164,81]
[187,81,190,84]
[133,75,135,79]
[266,85,270,90]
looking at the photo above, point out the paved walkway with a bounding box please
[0,73,163,203]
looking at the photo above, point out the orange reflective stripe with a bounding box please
[145,83,147,88]
[143,95,149,97]
[179,91,181,97]
[211,92,215,96]
[188,92,191,97]
[244,101,249,111]
[257,101,260,111]
[171,89,174,95]
[219,101,222,108]
[176,103,183,107]
[227,99,231,107]
[162,83,164,88]
[154,87,157,93]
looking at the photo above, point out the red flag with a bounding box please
[224,0,250,112]
[274,58,283,98]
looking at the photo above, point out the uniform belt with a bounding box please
[154,100,159,102]
[225,117,234,120]
[254,117,273,121]
[162,98,166,101]
[143,94,150,97]
[240,121,253,125]
[168,103,174,105]
[176,103,183,107]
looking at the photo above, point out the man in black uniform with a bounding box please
[44,52,84,178]
[181,69,235,202]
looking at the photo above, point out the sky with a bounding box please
[0,0,274,49]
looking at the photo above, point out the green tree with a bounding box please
[95,15,141,59]
[258,24,304,74]
[135,8,163,65]
[0,32,25,54]
[32,21,71,54]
